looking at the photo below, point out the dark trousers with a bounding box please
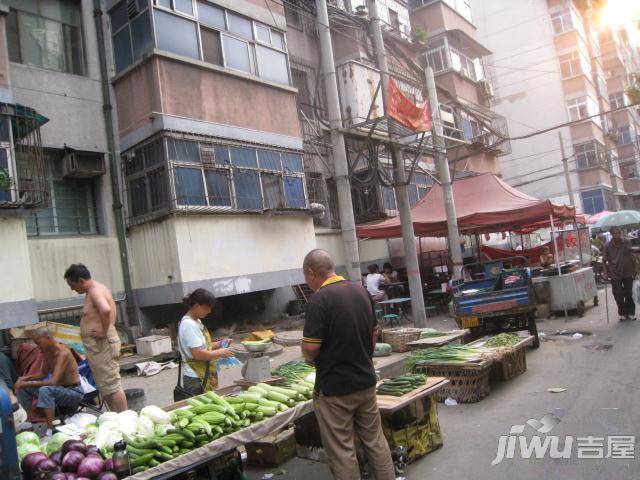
[611,277,635,317]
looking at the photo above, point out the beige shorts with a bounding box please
[83,336,122,396]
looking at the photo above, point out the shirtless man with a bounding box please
[64,264,127,412]
[15,327,83,434]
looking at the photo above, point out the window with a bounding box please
[559,51,590,79]
[6,0,84,75]
[26,150,99,236]
[223,35,252,73]
[618,125,633,145]
[442,0,472,22]
[197,1,224,29]
[581,189,607,214]
[151,4,291,85]
[566,96,597,122]
[109,0,153,73]
[609,91,626,109]
[201,27,222,65]
[426,45,449,73]
[407,172,433,207]
[159,137,306,213]
[284,0,303,30]
[155,9,199,59]
[388,9,400,31]
[124,138,170,219]
[574,141,602,169]
[551,9,573,35]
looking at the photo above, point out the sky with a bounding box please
[597,0,640,45]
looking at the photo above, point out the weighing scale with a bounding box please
[0,384,20,480]
[240,342,273,383]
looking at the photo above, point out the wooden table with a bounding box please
[406,330,468,349]
[376,376,450,413]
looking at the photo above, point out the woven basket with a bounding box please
[488,346,527,381]
[413,361,491,403]
[382,328,422,353]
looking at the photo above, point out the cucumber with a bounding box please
[148,459,161,468]
[257,406,277,417]
[132,466,149,474]
[187,397,205,407]
[126,445,156,457]
[265,390,291,404]
[247,386,268,396]
[236,393,262,403]
[192,404,227,414]
[130,453,155,468]
[155,450,174,461]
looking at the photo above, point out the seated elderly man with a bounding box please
[15,327,83,435]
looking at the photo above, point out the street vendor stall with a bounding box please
[531,224,598,317]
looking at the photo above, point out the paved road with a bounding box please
[247,286,640,479]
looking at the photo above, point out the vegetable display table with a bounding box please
[377,377,449,464]
[406,330,468,349]
[126,400,313,480]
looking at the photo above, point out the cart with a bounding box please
[452,258,540,348]
[532,267,598,317]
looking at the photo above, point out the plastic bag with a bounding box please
[216,339,242,369]
[633,280,640,305]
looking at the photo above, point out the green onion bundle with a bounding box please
[406,345,485,369]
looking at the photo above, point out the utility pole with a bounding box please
[315,0,362,281]
[424,67,463,280]
[366,0,427,326]
[557,131,576,206]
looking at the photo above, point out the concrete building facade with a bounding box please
[473,0,639,214]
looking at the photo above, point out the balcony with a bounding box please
[410,0,475,38]
[0,104,49,211]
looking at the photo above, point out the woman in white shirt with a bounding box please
[177,289,234,396]
[366,264,388,302]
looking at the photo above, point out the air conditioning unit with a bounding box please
[478,79,494,99]
[127,0,140,19]
[62,150,105,179]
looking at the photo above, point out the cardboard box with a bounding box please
[135,335,172,356]
[245,427,296,467]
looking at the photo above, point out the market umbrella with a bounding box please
[586,210,613,225]
[591,210,640,232]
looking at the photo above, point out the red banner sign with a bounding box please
[386,78,432,132]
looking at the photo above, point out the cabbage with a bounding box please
[97,412,118,425]
[17,431,41,447]
[135,415,154,437]
[18,442,42,462]
[140,405,171,425]
[153,423,175,436]
[65,412,97,429]
[95,421,122,454]
[44,432,71,456]
[117,410,138,436]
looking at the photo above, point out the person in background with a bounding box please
[382,263,399,283]
[365,264,388,302]
[603,227,636,321]
[539,246,555,268]
[178,289,234,396]
[301,249,395,480]
[64,264,127,412]
[14,327,83,435]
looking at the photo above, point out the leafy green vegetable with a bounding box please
[484,333,521,348]
[44,432,71,455]
[406,345,485,368]
[16,431,40,447]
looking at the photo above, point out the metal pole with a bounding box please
[315,0,362,281]
[558,131,575,207]
[425,66,464,279]
[366,0,427,327]
[94,0,137,327]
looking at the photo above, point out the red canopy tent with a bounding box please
[356,173,578,238]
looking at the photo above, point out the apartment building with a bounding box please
[410,0,511,175]
[599,26,640,208]
[0,0,128,331]
[473,0,635,214]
